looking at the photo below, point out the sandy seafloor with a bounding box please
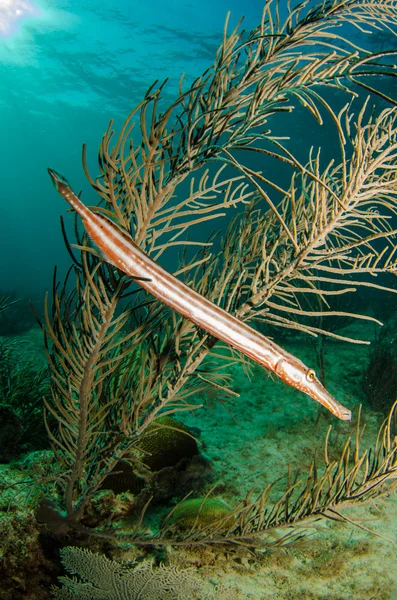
[1,318,397,600]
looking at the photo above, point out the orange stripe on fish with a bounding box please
[48,168,351,421]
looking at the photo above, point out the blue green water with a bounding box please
[0,0,265,304]
[2,2,397,598]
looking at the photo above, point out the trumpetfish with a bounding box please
[48,168,351,421]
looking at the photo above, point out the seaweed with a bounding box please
[0,292,35,335]
[0,339,49,461]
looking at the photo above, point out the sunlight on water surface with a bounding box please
[0,0,38,36]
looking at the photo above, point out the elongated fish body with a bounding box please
[48,168,351,421]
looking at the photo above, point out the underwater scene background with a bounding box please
[2,0,397,598]
[0,0,261,304]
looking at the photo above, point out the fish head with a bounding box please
[47,168,71,195]
[275,358,351,420]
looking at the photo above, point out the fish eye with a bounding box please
[306,369,316,382]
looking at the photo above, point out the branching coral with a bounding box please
[37,0,397,550]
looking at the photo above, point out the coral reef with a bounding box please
[5,1,397,599]
[37,0,397,547]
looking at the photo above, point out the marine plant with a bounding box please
[0,340,49,462]
[0,293,20,314]
[37,0,397,550]
[0,292,35,335]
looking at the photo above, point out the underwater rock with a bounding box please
[362,339,397,413]
[145,454,212,505]
[101,416,199,494]
[137,416,199,471]
[100,461,146,495]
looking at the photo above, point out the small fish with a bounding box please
[48,168,351,421]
